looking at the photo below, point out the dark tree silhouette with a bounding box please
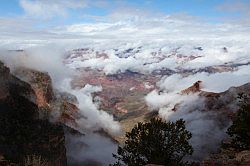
[227,93,250,150]
[111,118,195,166]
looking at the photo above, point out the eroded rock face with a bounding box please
[202,150,250,166]
[12,66,81,129]
[13,67,54,108]
[0,61,67,165]
[181,81,202,94]
[0,61,10,100]
[179,81,250,117]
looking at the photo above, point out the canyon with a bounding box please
[0,46,249,165]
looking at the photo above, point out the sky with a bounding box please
[0,0,250,48]
[1,1,250,163]
[0,0,250,25]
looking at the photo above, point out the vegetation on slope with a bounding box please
[227,93,250,150]
[111,118,196,166]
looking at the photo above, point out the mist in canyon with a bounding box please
[1,0,250,165]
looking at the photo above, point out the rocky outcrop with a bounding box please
[180,81,250,117]
[13,67,81,129]
[181,81,202,94]
[14,67,54,108]
[199,83,250,119]
[202,149,250,166]
[0,61,67,165]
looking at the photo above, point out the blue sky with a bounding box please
[0,0,22,16]
[0,0,249,26]
[0,0,250,43]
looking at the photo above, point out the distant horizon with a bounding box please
[2,0,247,24]
[0,0,250,48]
[0,1,250,165]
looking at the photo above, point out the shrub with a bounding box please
[111,118,194,166]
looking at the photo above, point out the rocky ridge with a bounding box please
[0,61,78,165]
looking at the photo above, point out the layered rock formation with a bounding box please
[1,52,249,165]
[0,61,67,165]
[180,81,250,116]
[181,81,203,94]
[13,67,81,128]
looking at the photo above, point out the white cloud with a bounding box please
[19,0,88,19]
[0,2,249,49]
[217,0,250,16]
[0,44,121,165]
[216,0,250,25]
[144,60,250,160]
[157,65,250,93]
[1,1,250,163]
[66,131,117,165]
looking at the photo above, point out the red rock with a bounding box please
[181,80,202,94]
[0,61,67,165]
[13,67,54,108]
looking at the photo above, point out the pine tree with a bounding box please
[227,93,250,150]
[111,118,195,166]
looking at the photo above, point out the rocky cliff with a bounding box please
[0,61,67,165]
[179,80,250,117]
[1,57,249,165]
